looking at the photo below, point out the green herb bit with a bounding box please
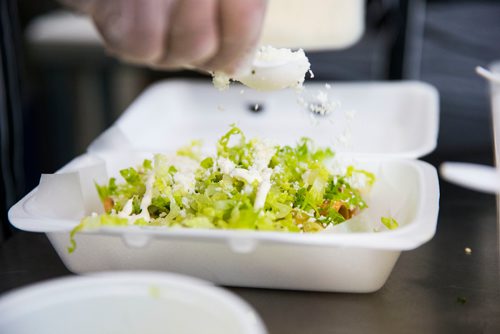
[381,216,399,230]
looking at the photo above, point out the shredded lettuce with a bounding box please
[381,216,399,230]
[70,125,379,252]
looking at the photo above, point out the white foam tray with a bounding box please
[0,272,266,334]
[9,80,440,292]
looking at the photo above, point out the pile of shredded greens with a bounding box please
[69,126,375,252]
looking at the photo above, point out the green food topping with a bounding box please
[381,216,399,230]
[69,125,379,252]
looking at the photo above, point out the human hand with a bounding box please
[61,0,267,74]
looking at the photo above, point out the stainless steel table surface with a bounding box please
[1,183,499,333]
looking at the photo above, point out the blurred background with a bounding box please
[2,0,500,240]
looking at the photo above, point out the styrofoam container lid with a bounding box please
[489,62,500,162]
[0,272,266,334]
[88,80,439,158]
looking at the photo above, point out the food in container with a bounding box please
[9,80,440,292]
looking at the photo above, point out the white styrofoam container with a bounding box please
[9,80,440,292]
[0,271,266,334]
[488,62,500,243]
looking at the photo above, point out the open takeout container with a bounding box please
[9,80,440,292]
[487,62,500,243]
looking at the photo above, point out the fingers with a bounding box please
[203,0,267,74]
[157,0,219,69]
[88,0,267,73]
[91,0,174,65]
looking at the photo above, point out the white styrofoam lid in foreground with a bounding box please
[0,272,266,334]
[88,80,439,158]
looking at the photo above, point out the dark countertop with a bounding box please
[1,183,499,333]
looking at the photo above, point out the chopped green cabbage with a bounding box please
[69,125,376,253]
[381,216,399,230]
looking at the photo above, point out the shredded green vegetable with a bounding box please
[381,216,399,230]
[69,125,378,253]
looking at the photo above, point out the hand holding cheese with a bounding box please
[61,0,267,74]
[61,0,312,91]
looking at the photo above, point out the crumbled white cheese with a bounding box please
[254,168,272,210]
[216,139,276,210]
[217,157,236,175]
[118,172,155,224]
[212,72,231,90]
[345,171,368,190]
[173,172,196,194]
[166,155,201,194]
[250,140,276,210]
[243,183,253,195]
[137,173,155,220]
[254,45,306,66]
[328,158,346,176]
[217,157,261,184]
[309,90,339,116]
[212,45,310,92]
[296,85,341,119]
[118,199,133,218]
[316,91,328,104]
[231,168,261,184]
[252,140,276,171]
